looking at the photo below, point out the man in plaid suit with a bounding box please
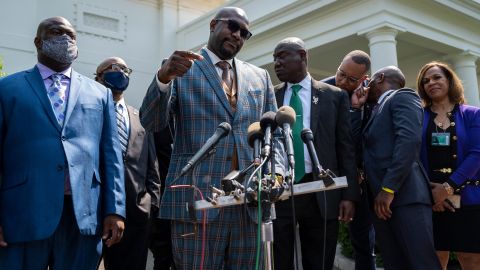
[140,6,285,270]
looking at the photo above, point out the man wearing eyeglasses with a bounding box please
[140,6,285,269]
[323,51,378,270]
[95,57,161,270]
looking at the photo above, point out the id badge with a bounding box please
[431,132,450,146]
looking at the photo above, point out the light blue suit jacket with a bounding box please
[0,66,125,243]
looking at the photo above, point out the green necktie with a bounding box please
[289,84,305,183]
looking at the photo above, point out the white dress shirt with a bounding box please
[282,74,313,174]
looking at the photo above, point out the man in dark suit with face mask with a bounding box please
[96,57,161,270]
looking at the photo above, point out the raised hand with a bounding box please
[157,51,204,84]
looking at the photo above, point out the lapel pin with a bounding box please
[312,96,319,105]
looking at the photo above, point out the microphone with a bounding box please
[247,122,263,165]
[259,111,277,157]
[179,122,232,177]
[300,128,323,178]
[276,106,296,168]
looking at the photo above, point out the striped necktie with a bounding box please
[289,84,306,183]
[47,73,67,126]
[115,103,128,156]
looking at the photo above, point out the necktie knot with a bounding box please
[115,102,124,114]
[216,61,231,71]
[291,84,302,95]
[51,73,63,85]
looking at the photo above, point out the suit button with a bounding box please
[452,135,457,141]
[56,165,63,171]
[453,154,457,159]
[61,136,66,141]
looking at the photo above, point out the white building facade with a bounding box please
[1,0,479,107]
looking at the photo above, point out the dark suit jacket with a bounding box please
[124,105,161,223]
[363,88,432,207]
[275,79,359,219]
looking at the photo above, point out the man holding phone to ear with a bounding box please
[323,50,377,270]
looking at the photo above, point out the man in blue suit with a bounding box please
[141,6,285,270]
[0,17,126,270]
[362,66,440,269]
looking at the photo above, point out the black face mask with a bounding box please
[103,71,129,91]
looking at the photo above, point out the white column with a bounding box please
[451,53,480,107]
[366,27,399,73]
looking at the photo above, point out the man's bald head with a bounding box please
[34,16,78,71]
[368,65,406,102]
[275,37,306,52]
[207,6,251,60]
[373,65,405,88]
[273,37,308,83]
[96,57,128,77]
[36,17,74,38]
[213,7,249,24]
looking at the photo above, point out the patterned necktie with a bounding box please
[115,103,128,156]
[47,73,67,126]
[216,61,238,169]
[216,61,237,111]
[290,84,306,183]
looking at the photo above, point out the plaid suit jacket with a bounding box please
[140,48,284,222]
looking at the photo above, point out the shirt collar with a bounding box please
[36,62,72,80]
[378,89,395,104]
[115,97,127,110]
[287,73,311,92]
[204,47,234,68]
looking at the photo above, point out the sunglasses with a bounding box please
[215,19,252,40]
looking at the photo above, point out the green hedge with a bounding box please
[0,56,6,77]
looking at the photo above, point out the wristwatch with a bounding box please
[442,182,454,196]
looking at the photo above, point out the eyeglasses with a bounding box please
[215,19,252,40]
[99,63,133,76]
[336,68,361,85]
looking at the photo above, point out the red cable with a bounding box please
[169,185,206,270]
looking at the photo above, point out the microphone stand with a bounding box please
[263,141,275,270]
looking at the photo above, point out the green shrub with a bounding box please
[0,56,6,77]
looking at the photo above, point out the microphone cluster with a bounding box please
[178,106,331,186]
[247,106,325,179]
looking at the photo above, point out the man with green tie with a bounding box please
[272,37,359,270]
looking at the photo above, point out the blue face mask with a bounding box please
[103,71,130,91]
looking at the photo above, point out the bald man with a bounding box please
[363,66,441,269]
[0,17,125,269]
[141,6,285,269]
[95,57,161,270]
[273,37,358,270]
